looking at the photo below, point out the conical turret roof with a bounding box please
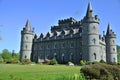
[86,2,94,18]
[25,19,31,31]
[106,23,112,35]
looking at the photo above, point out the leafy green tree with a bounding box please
[1,49,12,62]
[0,55,3,63]
[10,53,20,63]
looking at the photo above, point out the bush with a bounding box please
[92,61,99,64]
[9,58,20,64]
[22,58,31,65]
[81,63,120,80]
[118,61,120,65]
[68,61,74,66]
[50,58,57,65]
[100,59,106,63]
[80,60,87,66]
[44,59,51,65]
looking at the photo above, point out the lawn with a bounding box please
[0,64,81,80]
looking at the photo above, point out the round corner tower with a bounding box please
[105,24,117,64]
[82,3,100,63]
[20,19,34,61]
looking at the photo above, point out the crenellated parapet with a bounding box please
[58,17,76,25]
[51,17,82,32]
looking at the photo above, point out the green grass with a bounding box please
[0,64,81,80]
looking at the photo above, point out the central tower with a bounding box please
[82,3,100,63]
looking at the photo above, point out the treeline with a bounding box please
[0,49,19,63]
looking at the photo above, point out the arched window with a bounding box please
[93,53,96,60]
[113,48,115,51]
[54,53,57,59]
[69,53,73,61]
[93,38,96,44]
[113,40,115,44]
[62,54,64,63]
[25,45,27,49]
[26,36,28,40]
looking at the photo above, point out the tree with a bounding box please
[1,49,12,62]
[0,55,3,63]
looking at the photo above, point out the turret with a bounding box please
[20,19,34,61]
[82,3,100,63]
[105,23,117,64]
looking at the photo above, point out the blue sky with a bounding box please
[0,0,120,53]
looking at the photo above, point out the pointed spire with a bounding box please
[106,23,112,35]
[86,2,94,18]
[25,19,31,31]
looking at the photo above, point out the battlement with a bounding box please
[58,17,77,25]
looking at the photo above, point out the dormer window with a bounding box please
[62,35,64,39]
[47,37,49,40]
[70,34,73,38]
[40,38,43,41]
[80,33,81,37]
[54,36,57,39]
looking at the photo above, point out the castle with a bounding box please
[20,3,117,64]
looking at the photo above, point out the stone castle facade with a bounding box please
[20,3,117,64]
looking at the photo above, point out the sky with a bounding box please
[0,0,120,53]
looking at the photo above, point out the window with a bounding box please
[69,53,73,61]
[26,36,28,40]
[54,36,57,39]
[47,37,49,40]
[113,40,115,44]
[62,43,65,48]
[93,26,96,30]
[93,53,96,60]
[54,43,57,49]
[39,45,43,49]
[54,53,57,59]
[93,38,96,44]
[62,53,65,63]
[47,44,50,49]
[70,42,74,48]
[25,45,27,49]
[40,38,43,41]
[62,35,64,39]
[80,33,82,37]
[113,48,115,51]
[70,34,73,38]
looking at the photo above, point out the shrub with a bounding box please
[44,59,51,65]
[9,58,20,64]
[80,60,87,65]
[68,61,74,66]
[50,58,57,65]
[92,61,99,64]
[118,61,120,65]
[22,58,31,65]
[81,63,120,80]
[100,59,106,63]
